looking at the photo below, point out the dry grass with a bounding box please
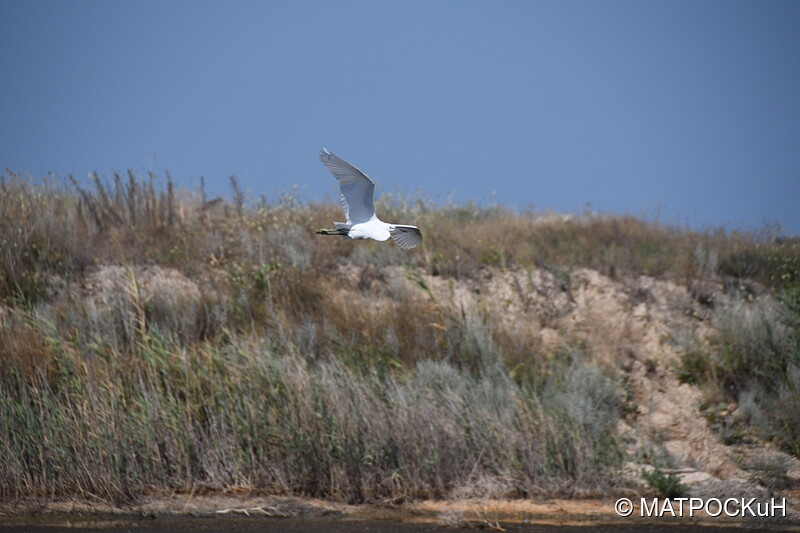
[677,289,800,456]
[0,318,621,503]
[3,171,798,307]
[1,170,798,503]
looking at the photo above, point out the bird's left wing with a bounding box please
[389,225,422,250]
[319,149,376,225]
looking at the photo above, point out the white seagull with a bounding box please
[315,149,422,250]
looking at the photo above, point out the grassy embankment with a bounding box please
[0,171,798,504]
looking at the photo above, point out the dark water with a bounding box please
[0,517,789,533]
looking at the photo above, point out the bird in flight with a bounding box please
[315,149,422,250]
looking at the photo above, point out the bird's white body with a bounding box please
[347,218,391,242]
[316,149,422,250]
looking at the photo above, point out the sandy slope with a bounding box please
[415,266,800,507]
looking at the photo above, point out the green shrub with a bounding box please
[642,468,688,498]
[677,293,800,457]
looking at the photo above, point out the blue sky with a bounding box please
[2,0,799,233]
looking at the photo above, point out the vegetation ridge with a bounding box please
[0,171,797,505]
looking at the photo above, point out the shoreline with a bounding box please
[2,493,798,530]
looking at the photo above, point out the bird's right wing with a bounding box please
[389,225,422,250]
[319,149,376,225]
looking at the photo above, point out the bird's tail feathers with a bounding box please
[334,222,351,240]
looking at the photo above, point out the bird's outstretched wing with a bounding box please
[389,225,422,250]
[319,149,376,225]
